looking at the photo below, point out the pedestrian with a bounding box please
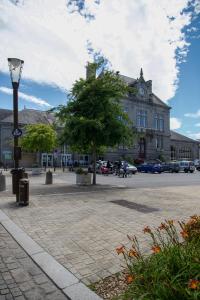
[117,160,122,176]
[123,161,128,178]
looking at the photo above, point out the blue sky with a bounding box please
[0,0,200,138]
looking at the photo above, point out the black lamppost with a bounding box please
[8,58,24,201]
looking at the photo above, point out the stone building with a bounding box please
[170,131,199,161]
[0,108,55,168]
[0,69,199,167]
[104,69,199,162]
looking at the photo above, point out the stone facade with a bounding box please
[0,109,55,168]
[170,131,199,161]
[105,70,171,161]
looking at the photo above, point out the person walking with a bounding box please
[123,161,128,178]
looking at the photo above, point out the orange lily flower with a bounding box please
[126,274,134,284]
[188,279,199,290]
[128,249,139,258]
[143,226,151,234]
[116,245,125,255]
[158,223,168,230]
[151,245,161,254]
[180,230,189,239]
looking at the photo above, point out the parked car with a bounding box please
[137,163,163,173]
[169,162,180,173]
[121,161,138,174]
[161,162,180,173]
[179,161,195,173]
[194,159,200,171]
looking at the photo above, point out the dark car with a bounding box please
[137,163,163,173]
[169,162,180,173]
[162,162,180,173]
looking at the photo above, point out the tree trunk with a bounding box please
[92,148,97,185]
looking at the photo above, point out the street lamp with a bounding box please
[8,58,24,202]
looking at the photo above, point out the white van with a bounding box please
[179,161,195,173]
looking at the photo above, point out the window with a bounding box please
[137,110,147,128]
[154,114,164,131]
[155,136,163,149]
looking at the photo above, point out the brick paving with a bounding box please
[0,224,68,300]
[0,182,199,285]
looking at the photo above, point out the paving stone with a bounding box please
[5,295,13,300]
[10,287,22,297]
[10,269,31,284]
[0,225,69,300]
[0,290,9,295]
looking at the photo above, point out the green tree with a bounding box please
[56,60,135,184]
[20,124,57,166]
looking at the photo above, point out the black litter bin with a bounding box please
[19,178,29,206]
[11,168,25,195]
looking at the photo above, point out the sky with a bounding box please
[0,0,200,139]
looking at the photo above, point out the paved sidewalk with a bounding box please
[0,184,199,286]
[0,224,67,300]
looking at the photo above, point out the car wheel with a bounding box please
[175,171,179,173]
[190,171,194,173]
[184,170,188,173]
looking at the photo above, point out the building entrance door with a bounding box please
[61,154,72,167]
[41,153,53,167]
[139,138,146,159]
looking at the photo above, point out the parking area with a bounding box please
[0,170,200,285]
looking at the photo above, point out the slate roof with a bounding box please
[0,109,12,121]
[170,130,199,143]
[119,74,136,85]
[119,74,170,109]
[0,109,55,125]
[151,94,170,109]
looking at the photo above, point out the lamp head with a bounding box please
[8,58,24,88]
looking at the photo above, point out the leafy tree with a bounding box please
[56,60,135,184]
[20,124,57,165]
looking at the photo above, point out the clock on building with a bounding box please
[139,87,145,96]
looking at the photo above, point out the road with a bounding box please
[1,168,200,196]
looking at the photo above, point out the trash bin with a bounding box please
[19,178,29,206]
[0,172,6,191]
[45,170,53,184]
[11,168,25,195]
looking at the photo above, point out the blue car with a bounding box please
[137,163,163,173]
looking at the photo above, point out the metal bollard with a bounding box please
[0,172,6,191]
[45,170,53,184]
[19,178,29,206]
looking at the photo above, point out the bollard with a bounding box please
[19,178,29,206]
[45,170,53,184]
[0,172,6,191]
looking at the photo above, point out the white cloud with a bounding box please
[0,86,51,107]
[0,0,198,101]
[195,123,200,127]
[184,110,200,118]
[189,132,200,140]
[170,117,182,130]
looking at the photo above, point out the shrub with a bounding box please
[75,167,88,175]
[116,216,200,300]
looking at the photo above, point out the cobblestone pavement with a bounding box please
[0,224,67,300]
[0,183,199,285]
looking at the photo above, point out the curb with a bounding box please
[0,209,102,300]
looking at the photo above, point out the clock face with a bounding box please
[139,87,145,96]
